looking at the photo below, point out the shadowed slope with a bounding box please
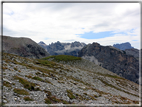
[2,36,50,59]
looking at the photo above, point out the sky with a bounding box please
[3,3,141,49]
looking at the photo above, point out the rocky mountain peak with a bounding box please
[113,42,134,50]
[78,42,139,84]
[38,41,86,56]
[39,41,46,45]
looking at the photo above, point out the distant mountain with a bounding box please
[78,42,139,84]
[113,42,134,50]
[113,42,139,59]
[38,41,48,52]
[38,41,86,57]
[3,36,50,59]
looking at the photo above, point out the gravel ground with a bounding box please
[2,53,140,106]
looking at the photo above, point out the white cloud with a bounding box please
[3,3,140,49]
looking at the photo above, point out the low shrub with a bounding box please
[24,96,34,101]
[13,88,29,95]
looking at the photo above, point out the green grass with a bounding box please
[67,89,76,99]
[13,76,40,91]
[44,90,69,104]
[3,81,11,87]
[96,72,125,80]
[42,55,81,62]
[13,88,29,95]
[32,76,44,82]
[24,96,34,101]
[34,59,57,68]
[44,98,52,104]
[98,78,139,97]
[14,67,18,71]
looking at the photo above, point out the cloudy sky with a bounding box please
[3,3,140,49]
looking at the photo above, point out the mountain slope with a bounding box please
[78,42,139,84]
[125,48,139,60]
[3,36,50,59]
[2,53,140,105]
[38,41,86,56]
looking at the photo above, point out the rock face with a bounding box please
[2,53,140,105]
[3,36,50,59]
[113,42,133,50]
[38,41,86,57]
[78,42,139,84]
[125,48,139,60]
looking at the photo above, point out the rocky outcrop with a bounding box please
[3,36,50,59]
[113,42,133,50]
[125,48,139,60]
[78,42,139,84]
[38,41,86,56]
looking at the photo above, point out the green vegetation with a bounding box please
[32,76,44,82]
[24,96,34,101]
[13,76,40,91]
[44,90,69,104]
[13,88,29,95]
[34,59,56,68]
[25,75,32,78]
[44,98,52,104]
[42,55,81,62]
[96,72,125,80]
[14,67,18,71]
[3,81,11,87]
[67,90,76,99]
[98,78,139,97]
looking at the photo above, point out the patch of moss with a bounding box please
[34,59,56,68]
[14,67,18,71]
[45,79,53,84]
[13,76,40,91]
[35,72,41,75]
[13,88,29,95]
[25,75,32,78]
[3,81,11,87]
[44,90,52,96]
[2,66,8,70]
[32,76,44,82]
[44,90,69,104]
[44,98,52,104]
[42,55,81,62]
[88,95,97,100]
[18,70,21,72]
[67,90,76,99]
[24,96,34,101]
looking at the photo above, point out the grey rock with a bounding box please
[113,42,134,50]
[78,42,139,84]
[3,36,50,59]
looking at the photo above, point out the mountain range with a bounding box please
[1,35,141,105]
[78,42,139,84]
[38,41,140,84]
[38,41,86,57]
